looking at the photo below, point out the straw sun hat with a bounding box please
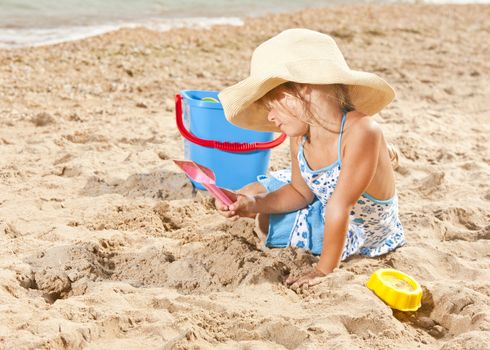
[218,28,395,132]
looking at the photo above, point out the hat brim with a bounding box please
[218,60,396,132]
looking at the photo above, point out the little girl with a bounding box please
[216,29,405,288]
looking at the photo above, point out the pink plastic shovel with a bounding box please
[173,160,237,206]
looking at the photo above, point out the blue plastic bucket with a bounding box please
[175,90,286,190]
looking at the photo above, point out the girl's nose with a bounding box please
[267,111,275,122]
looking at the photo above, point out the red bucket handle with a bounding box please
[175,93,286,153]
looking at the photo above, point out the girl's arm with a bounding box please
[228,137,315,217]
[316,119,382,274]
[254,137,314,214]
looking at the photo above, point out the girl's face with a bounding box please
[266,93,309,137]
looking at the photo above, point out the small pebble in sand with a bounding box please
[416,316,436,329]
[428,325,446,339]
[157,151,169,160]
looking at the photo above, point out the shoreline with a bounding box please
[0,16,244,50]
[1,1,489,50]
[1,3,489,349]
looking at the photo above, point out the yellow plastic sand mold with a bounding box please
[201,97,220,103]
[366,268,423,312]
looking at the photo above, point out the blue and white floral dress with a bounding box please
[257,112,405,260]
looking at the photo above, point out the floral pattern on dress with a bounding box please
[268,119,405,260]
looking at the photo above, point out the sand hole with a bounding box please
[109,232,291,293]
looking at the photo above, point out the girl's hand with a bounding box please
[214,188,238,218]
[284,267,328,290]
[215,193,257,220]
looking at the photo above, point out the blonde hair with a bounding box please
[258,82,400,169]
[258,82,354,133]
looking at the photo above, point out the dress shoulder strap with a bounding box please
[337,111,348,161]
[297,135,307,161]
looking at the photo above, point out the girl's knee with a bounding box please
[238,182,267,196]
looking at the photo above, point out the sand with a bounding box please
[0,3,489,349]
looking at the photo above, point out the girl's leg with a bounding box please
[237,182,270,242]
[236,181,267,196]
[255,213,269,242]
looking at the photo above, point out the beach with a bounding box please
[1,3,489,349]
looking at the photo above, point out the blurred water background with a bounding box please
[1,0,487,48]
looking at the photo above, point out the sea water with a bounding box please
[0,0,487,48]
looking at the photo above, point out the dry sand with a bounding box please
[0,4,489,349]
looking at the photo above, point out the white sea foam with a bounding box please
[0,17,243,49]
